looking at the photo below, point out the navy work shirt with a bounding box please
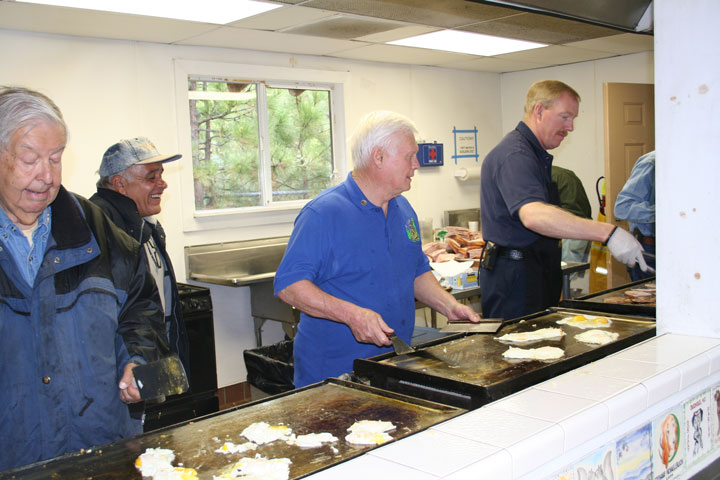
[480,121,554,248]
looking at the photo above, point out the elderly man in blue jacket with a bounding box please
[0,86,169,471]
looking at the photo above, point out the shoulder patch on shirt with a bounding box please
[405,218,420,242]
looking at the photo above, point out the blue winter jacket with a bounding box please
[0,186,169,471]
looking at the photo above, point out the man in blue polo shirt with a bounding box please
[274,110,480,387]
[479,80,650,321]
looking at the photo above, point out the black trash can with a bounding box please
[243,340,295,396]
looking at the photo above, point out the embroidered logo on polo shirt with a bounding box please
[405,218,420,242]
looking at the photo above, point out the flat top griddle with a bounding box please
[354,308,656,409]
[560,278,656,316]
[2,379,463,480]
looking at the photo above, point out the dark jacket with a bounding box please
[89,187,190,375]
[0,187,169,470]
[551,165,592,219]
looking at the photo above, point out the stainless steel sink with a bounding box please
[184,236,290,287]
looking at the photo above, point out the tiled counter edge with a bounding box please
[305,333,720,479]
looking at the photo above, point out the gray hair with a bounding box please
[0,86,67,152]
[350,110,418,169]
[96,168,132,189]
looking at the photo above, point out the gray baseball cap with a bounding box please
[99,137,182,177]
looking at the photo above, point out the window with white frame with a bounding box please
[174,60,347,231]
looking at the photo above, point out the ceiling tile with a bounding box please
[280,14,406,40]
[299,0,520,28]
[438,55,549,73]
[326,43,474,65]
[353,25,439,43]
[176,26,363,55]
[228,6,336,31]
[459,12,622,45]
[496,44,619,65]
[567,33,654,55]
[477,0,653,32]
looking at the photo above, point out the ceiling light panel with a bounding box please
[16,0,282,24]
[389,30,546,56]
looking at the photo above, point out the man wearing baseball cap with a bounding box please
[90,137,190,384]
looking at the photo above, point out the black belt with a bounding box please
[498,247,525,260]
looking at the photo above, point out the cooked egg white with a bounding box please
[574,329,619,345]
[345,430,394,445]
[214,441,257,455]
[502,346,565,360]
[135,448,176,477]
[495,327,565,343]
[287,432,338,448]
[214,454,291,480]
[153,467,199,480]
[347,420,395,434]
[240,422,293,444]
[344,420,396,445]
[557,315,612,329]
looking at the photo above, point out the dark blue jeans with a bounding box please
[479,257,526,320]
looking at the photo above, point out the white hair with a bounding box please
[0,86,67,152]
[350,110,418,169]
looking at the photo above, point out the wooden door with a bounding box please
[602,82,655,288]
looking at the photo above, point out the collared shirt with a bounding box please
[274,172,430,387]
[614,151,655,237]
[0,207,51,286]
[142,216,169,315]
[480,121,554,248]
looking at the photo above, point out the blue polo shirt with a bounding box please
[480,121,554,248]
[274,172,430,387]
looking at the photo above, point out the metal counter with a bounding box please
[185,238,295,345]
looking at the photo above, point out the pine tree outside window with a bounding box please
[188,78,335,211]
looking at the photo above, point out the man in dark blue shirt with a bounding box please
[479,80,649,321]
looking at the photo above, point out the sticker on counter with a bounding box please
[684,389,711,466]
[573,444,616,480]
[615,422,652,479]
[712,384,720,449]
[652,406,685,479]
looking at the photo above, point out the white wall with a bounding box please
[499,52,655,220]
[655,0,720,337]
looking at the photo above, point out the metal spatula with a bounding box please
[439,318,505,334]
[389,334,415,355]
[133,355,189,400]
[389,334,456,365]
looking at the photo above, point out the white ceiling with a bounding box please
[0,0,654,73]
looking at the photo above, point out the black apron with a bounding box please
[523,179,563,315]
